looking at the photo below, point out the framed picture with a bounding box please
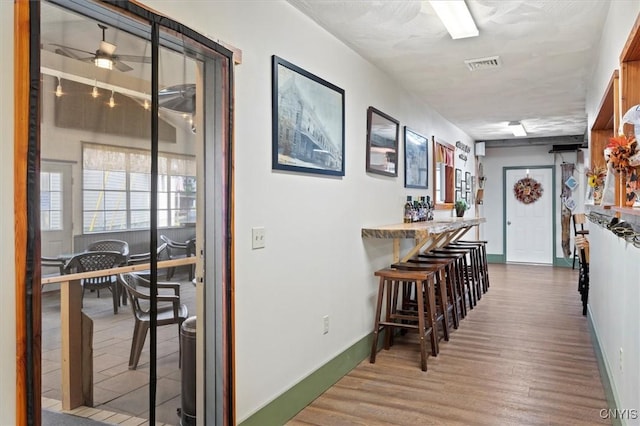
[272,55,345,176]
[466,190,472,204]
[404,126,428,188]
[366,106,399,177]
[465,172,471,190]
[455,168,462,188]
[455,189,461,202]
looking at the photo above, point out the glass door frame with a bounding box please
[16,0,235,423]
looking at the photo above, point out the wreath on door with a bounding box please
[514,177,543,204]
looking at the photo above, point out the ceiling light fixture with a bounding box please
[94,55,114,71]
[55,77,63,97]
[429,0,479,40]
[91,80,99,98]
[508,121,527,137]
[109,90,115,108]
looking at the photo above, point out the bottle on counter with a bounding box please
[419,196,426,221]
[412,199,420,222]
[404,196,413,223]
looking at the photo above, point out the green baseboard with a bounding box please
[239,332,377,426]
[587,307,623,426]
[553,257,574,268]
[486,254,505,263]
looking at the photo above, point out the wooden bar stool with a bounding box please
[456,240,490,291]
[370,268,438,371]
[402,258,460,328]
[422,249,477,309]
[392,261,454,336]
[418,252,472,314]
[433,247,482,305]
[449,241,488,294]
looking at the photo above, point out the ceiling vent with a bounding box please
[464,56,501,71]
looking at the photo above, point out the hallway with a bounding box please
[289,264,609,425]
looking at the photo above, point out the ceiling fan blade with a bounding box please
[50,43,94,57]
[113,60,133,73]
[115,54,151,64]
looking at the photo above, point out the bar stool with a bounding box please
[421,250,477,310]
[456,240,490,291]
[370,268,438,371]
[418,252,472,314]
[433,247,482,304]
[392,261,454,337]
[449,241,489,294]
[402,258,461,328]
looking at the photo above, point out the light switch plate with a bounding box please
[252,227,265,249]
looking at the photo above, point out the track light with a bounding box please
[143,98,150,110]
[91,81,99,98]
[109,90,115,108]
[55,77,63,97]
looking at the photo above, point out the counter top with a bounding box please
[361,217,485,239]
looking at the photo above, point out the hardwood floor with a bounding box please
[289,264,610,426]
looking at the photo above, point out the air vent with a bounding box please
[464,56,502,71]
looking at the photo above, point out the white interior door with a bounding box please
[506,168,553,264]
[40,161,73,262]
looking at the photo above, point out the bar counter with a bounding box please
[362,217,486,262]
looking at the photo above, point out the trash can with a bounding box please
[179,316,197,426]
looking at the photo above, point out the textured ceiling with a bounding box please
[288,0,610,142]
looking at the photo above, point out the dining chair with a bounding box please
[88,239,130,260]
[117,272,189,369]
[64,251,126,314]
[160,235,195,280]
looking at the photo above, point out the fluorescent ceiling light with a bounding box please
[429,0,479,39]
[508,121,527,137]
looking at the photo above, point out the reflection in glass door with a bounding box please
[37,1,233,424]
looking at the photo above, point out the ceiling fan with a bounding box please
[51,24,150,72]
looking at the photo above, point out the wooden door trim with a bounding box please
[15,1,41,425]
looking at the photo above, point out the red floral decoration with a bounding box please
[513,177,543,204]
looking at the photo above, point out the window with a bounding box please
[433,139,455,207]
[83,143,196,233]
[41,171,63,231]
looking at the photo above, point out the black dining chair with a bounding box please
[88,239,130,261]
[64,251,126,314]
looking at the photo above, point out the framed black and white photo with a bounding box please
[404,126,428,188]
[465,172,471,190]
[366,107,399,177]
[455,168,462,189]
[272,55,345,176]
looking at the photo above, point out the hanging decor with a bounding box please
[513,176,543,204]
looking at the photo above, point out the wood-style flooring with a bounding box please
[289,264,610,426]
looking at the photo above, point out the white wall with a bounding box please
[1,0,16,423]
[139,1,474,421]
[589,223,640,425]
[481,145,584,261]
[585,2,640,423]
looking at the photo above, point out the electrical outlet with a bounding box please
[252,227,265,249]
[619,348,623,372]
[323,315,330,335]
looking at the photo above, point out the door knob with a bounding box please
[507,221,511,225]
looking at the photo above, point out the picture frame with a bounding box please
[272,55,345,176]
[455,189,461,202]
[404,126,428,188]
[455,168,462,189]
[366,106,399,177]
[465,172,471,190]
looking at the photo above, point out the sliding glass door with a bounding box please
[33,1,233,423]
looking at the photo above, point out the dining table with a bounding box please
[361,217,486,262]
